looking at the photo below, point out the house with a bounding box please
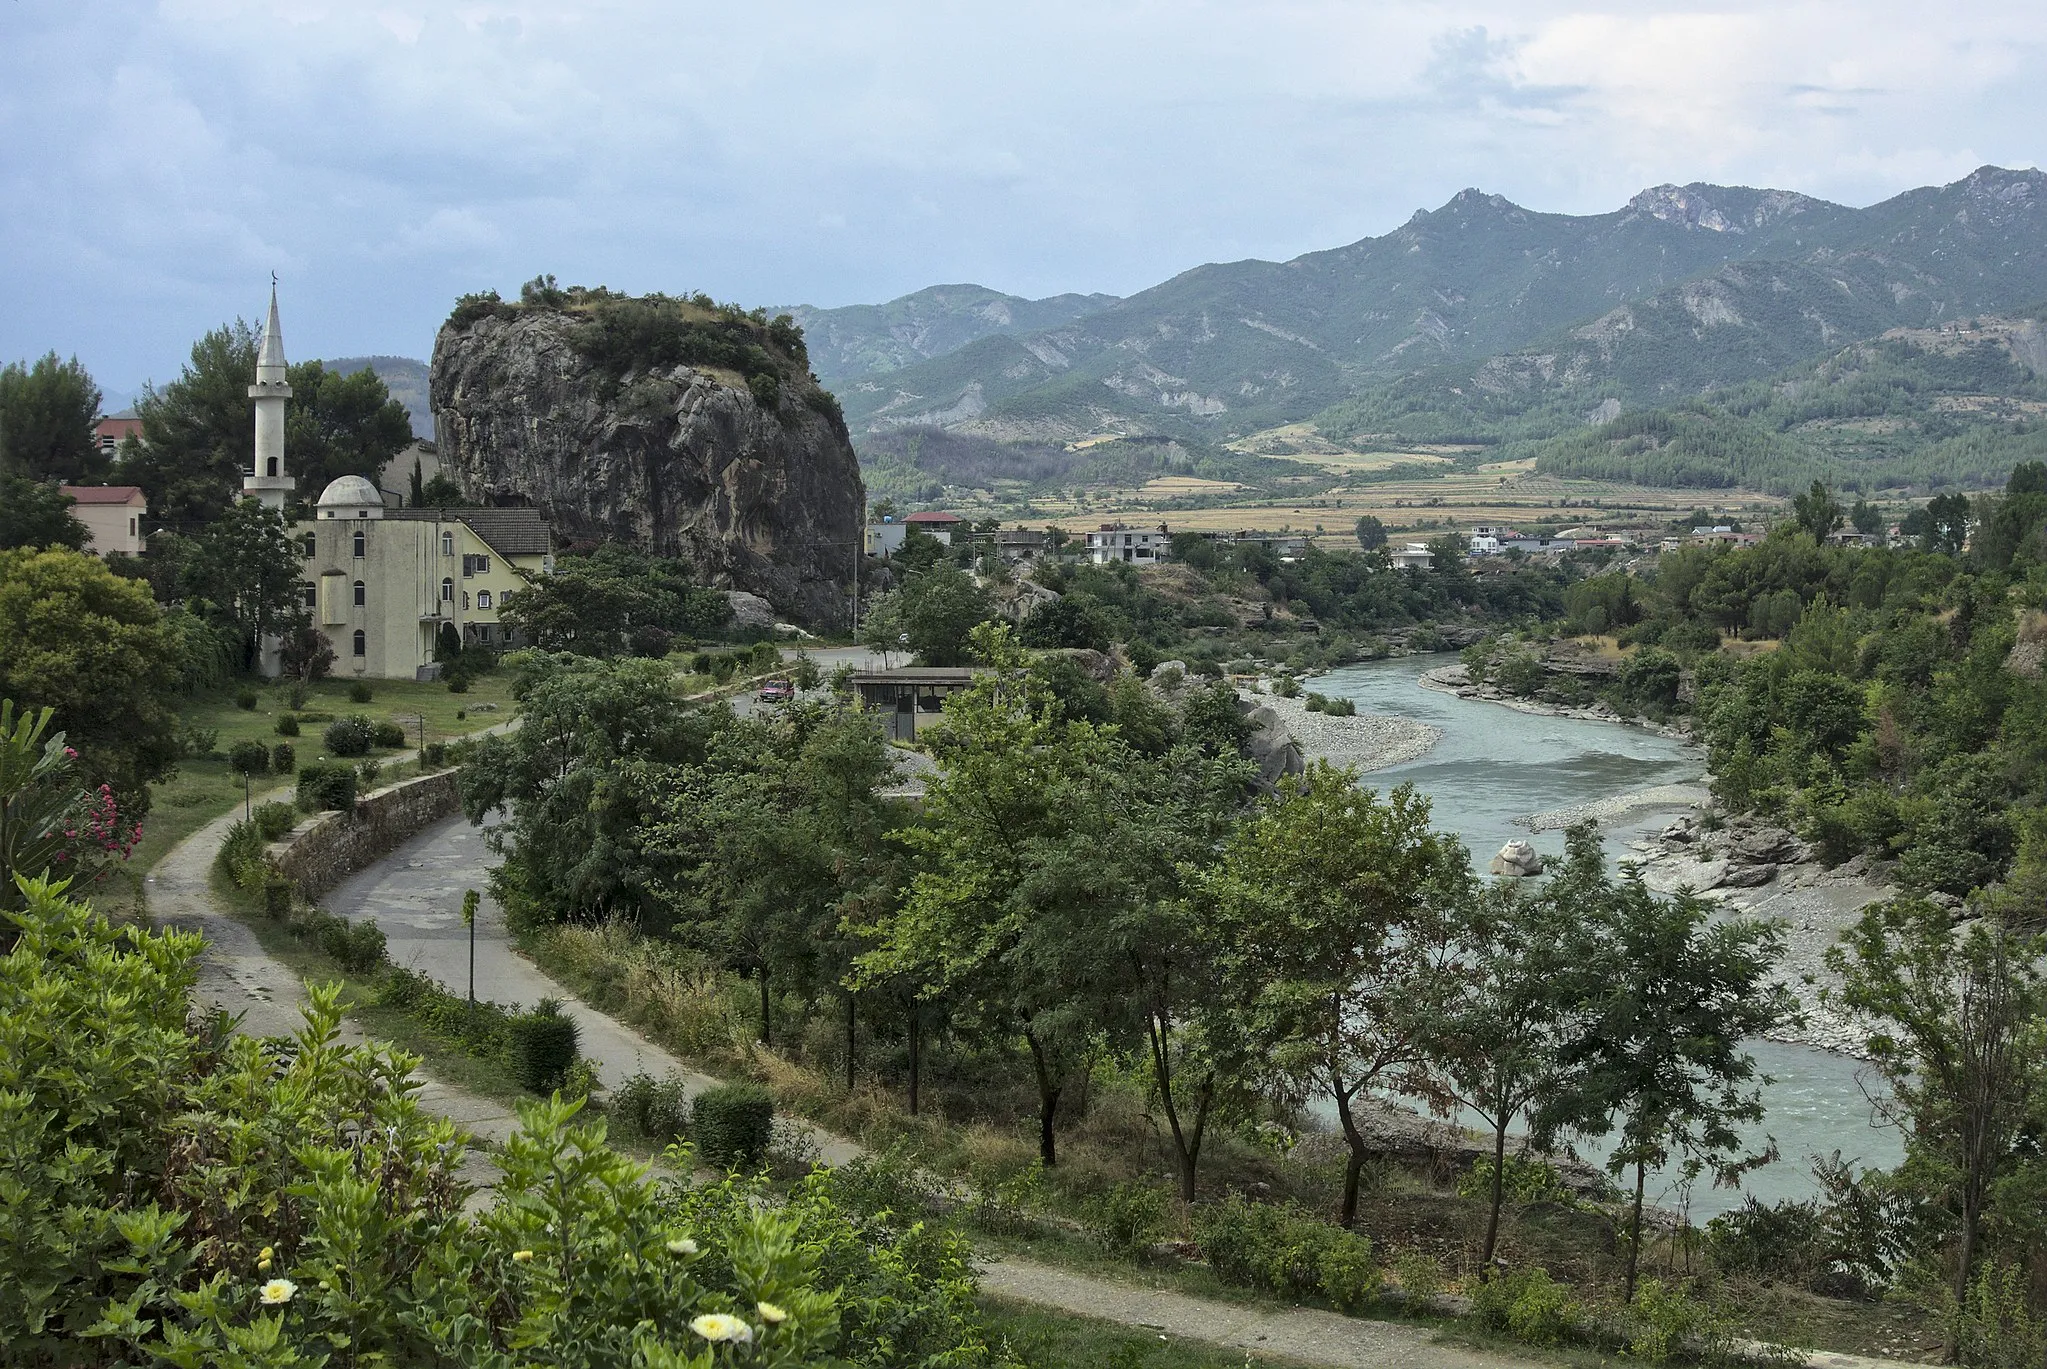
[58,485,148,556]
[850,667,980,741]
[1827,529,1878,548]
[867,510,965,556]
[1210,530,1308,559]
[1502,536,1575,557]
[1690,526,1760,547]
[1467,527,1506,556]
[1389,542,1436,571]
[903,511,963,545]
[293,474,554,680]
[92,413,142,460]
[1087,523,1171,565]
[987,528,1047,563]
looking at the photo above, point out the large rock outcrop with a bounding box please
[430,294,863,628]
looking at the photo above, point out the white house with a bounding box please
[58,485,148,556]
[1087,523,1171,565]
[1389,542,1436,570]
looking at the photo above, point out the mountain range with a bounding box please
[812,167,2047,465]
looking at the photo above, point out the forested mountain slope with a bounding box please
[778,284,1120,387]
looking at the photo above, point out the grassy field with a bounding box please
[103,671,517,919]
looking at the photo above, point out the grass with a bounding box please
[978,1297,1324,1369]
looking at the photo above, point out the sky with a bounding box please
[4,1,2044,399]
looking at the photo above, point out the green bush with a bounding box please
[234,688,258,710]
[1471,1266,1580,1347]
[1625,1280,1733,1364]
[215,818,267,889]
[296,761,357,812]
[1459,1154,1576,1206]
[828,1144,937,1227]
[609,1072,691,1148]
[1081,1180,1169,1257]
[275,713,300,736]
[271,741,296,773]
[357,757,383,788]
[324,715,374,756]
[1192,1195,1376,1308]
[315,913,387,974]
[349,681,374,703]
[421,740,447,768]
[509,999,582,1094]
[1273,673,1301,698]
[297,710,333,723]
[691,1081,775,1170]
[226,739,269,776]
[968,1159,1047,1236]
[252,800,298,841]
[372,720,407,749]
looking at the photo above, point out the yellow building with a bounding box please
[298,475,554,680]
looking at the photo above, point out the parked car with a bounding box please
[757,677,795,703]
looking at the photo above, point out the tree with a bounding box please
[1851,499,1883,536]
[498,544,731,657]
[1354,514,1387,551]
[857,591,907,665]
[284,360,414,496]
[1828,899,2046,1357]
[1793,480,1845,541]
[0,476,87,551]
[1200,764,1471,1226]
[1431,878,1579,1270]
[0,353,104,482]
[180,498,306,665]
[0,548,180,806]
[1018,594,1110,652]
[278,623,335,684]
[897,563,993,667]
[859,624,1141,1166]
[119,321,260,534]
[420,471,472,507]
[1541,828,1797,1301]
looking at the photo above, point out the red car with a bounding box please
[757,678,795,704]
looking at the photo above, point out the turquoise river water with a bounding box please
[1311,654,1903,1220]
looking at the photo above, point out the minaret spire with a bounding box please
[245,278,294,510]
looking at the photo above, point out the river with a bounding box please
[1309,654,1902,1219]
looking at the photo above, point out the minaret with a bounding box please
[244,281,294,510]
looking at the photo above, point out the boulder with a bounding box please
[1490,840,1546,877]
[1241,703,1305,792]
[1717,862,1778,888]
[725,591,778,632]
[1727,828,1801,865]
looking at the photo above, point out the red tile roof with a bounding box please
[903,511,963,523]
[59,485,147,505]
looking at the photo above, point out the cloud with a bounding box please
[1,0,2042,390]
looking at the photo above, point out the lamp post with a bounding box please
[461,888,480,1010]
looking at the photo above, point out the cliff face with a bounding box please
[430,298,863,628]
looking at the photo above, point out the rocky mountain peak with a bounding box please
[1625,183,1823,233]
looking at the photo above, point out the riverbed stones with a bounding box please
[1490,840,1545,877]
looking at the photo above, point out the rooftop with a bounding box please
[58,484,146,505]
[851,667,981,684]
[389,505,552,557]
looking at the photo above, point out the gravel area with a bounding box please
[1520,782,1711,833]
[1251,693,1443,773]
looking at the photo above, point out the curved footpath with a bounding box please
[153,792,1903,1369]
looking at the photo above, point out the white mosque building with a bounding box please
[251,286,555,680]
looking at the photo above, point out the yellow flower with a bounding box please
[258,1246,274,1261]
[257,1258,273,1273]
[757,1301,788,1325]
[689,1313,754,1345]
[259,1278,296,1306]
[665,1236,699,1256]
[512,1250,534,1263]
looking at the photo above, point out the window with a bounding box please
[461,554,491,576]
[266,457,278,477]
[476,624,493,643]
[441,532,455,557]
[353,579,365,606]
[300,582,317,609]
[461,591,470,610]
[352,530,365,558]
[129,517,137,536]
[441,578,454,603]
[476,590,492,609]
[351,629,366,657]
[301,533,316,558]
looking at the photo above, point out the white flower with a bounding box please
[665,1236,699,1256]
[757,1300,788,1325]
[690,1313,754,1344]
[259,1278,297,1306]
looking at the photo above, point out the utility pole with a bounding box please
[462,888,479,1009]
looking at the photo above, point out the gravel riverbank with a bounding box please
[1250,692,1443,773]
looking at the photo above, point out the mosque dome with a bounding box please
[316,474,386,518]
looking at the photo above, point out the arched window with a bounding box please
[351,629,366,657]
[300,533,316,558]
[353,579,366,606]
[352,530,365,558]
[476,590,492,609]
[266,457,278,477]
[441,577,454,603]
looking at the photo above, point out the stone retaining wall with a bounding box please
[271,770,463,897]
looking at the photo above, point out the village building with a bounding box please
[57,485,148,556]
[1087,522,1171,564]
[849,667,980,741]
[1389,541,1436,570]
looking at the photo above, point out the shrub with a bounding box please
[691,1082,775,1170]
[357,757,383,787]
[372,720,407,749]
[275,713,300,736]
[1273,673,1301,698]
[252,801,298,841]
[1471,1266,1580,1347]
[828,1144,936,1227]
[1625,1280,1733,1364]
[215,818,267,889]
[271,741,296,774]
[968,1159,1047,1236]
[235,688,258,710]
[297,710,334,724]
[1082,1181,1169,1257]
[421,741,447,768]
[226,740,270,776]
[1304,692,1327,713]
[316,914,387,974]
[610,1071,690,1148]
[324,715,374,756]
[1459,1153,1576,1206]
[1192,1196,1375,1308]
[297,762,357,812]
[509,999,581,1094]
[349,681,374,703]
[1389,1249,1445,1301]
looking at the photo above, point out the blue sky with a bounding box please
[5,1,2044,398]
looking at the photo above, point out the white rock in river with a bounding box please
[1490,840,1545,877]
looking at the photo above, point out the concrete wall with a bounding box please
[271,770,462,897]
